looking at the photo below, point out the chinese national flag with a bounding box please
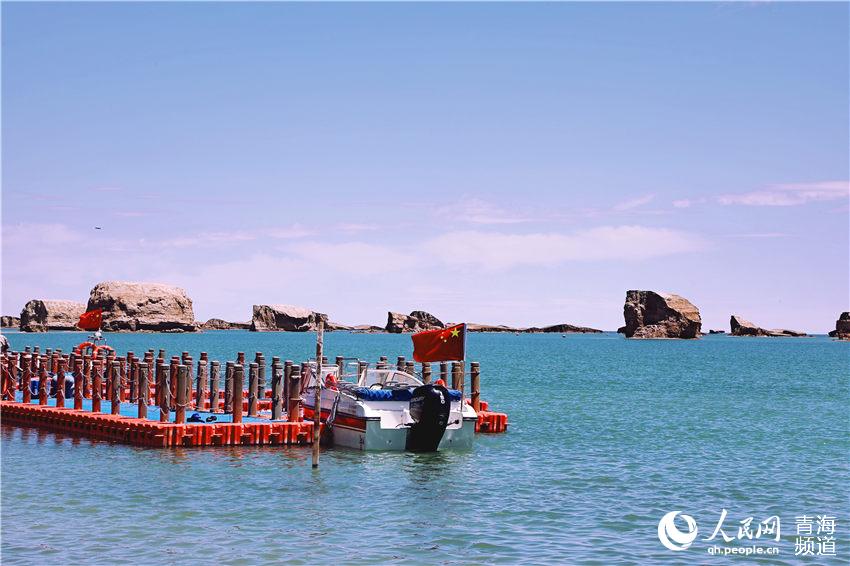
[77,308,102,331]
[412,323,466,363]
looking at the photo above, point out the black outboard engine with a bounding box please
[406,384,451,452]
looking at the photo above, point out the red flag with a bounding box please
[77,308,102,331]
[412,323,466,363]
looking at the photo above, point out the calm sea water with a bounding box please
[2,331,848,565]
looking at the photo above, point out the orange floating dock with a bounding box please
[0,401,314,448]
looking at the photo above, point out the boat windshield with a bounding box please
[358,369,423,389]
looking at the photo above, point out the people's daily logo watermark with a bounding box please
[657,509,839,557]
[657,511,699,551]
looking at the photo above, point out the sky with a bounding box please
[1,2,848,332]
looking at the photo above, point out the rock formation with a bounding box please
[201,318,251,330]
[385,311,445,333]
[87,281,197,332]
[729,315,806,337]
[828,312,850,340]
[524,323,603,334]
[1,316,20,329]
[708,329,726,334]
[251,305,328,331]
[20,300,86,332]
[619,290,701,339]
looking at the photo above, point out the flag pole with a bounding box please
[311,320,324,469]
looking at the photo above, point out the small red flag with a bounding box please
[412,323,466,363]
[77,308,102,331]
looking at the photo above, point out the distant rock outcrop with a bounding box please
[20,300,86,332]
[708,329,726,334]
[1,316,20,329]
[619,290,701,339]
[87,281,197,332]
[828,312,850,340]
[386,311,445,333]
[351,324,385,333]
[251,305,328,332]
[525,323,603,334]
[729,315,806,337]
[201,318,251,330]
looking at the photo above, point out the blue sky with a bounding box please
[2,2,848,332]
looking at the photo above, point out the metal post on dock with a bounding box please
[288,364,301,421]
[157,361,169,422]
[358,360,368,380]
[169,358,179,409]
[38,357,49,405]
[91,360,102,412]
[138,362,149,419]
[73,358,83,410]
[397,356,405,371]
[56,357,67,407]
[175,365,188,424]
[129,356,138,404]
[470,362,480,412]
[283,360,292,412]
[83,354,92,398]
[248,362,259,417]
[451,362,463,391]
[232,364,244,424]
[22,354,32,404]
[255,352,266,401]
[209,361,220,412]
[196,358,208,410]
[271,361,283,420]
[183,355,194,410]
[405,361,415,375]
[313,321,324,468]
[224,361,234,413]
[335,356,344,379]
[111,360,121,415]
[440,362,448,384]
[422,362,432,384]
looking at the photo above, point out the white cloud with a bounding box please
[436,197,532,225]
[422,226,704,269]
[286,241,409,272]
[717,180,849,207]
[1,222,85,247]
[613,194,655,211]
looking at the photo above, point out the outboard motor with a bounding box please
[406,383,451,452]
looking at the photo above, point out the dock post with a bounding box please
[283,360,293,411]
[288,364,301,422]
[196,358,208,410]
[175,365,188,424]
[422,362,432,384]
[396,356,405,371]
[22,354,32,403]
[335,355,344,379]
[232,364,244,424]
[73,358,83,410]
[129,356,138,403]
[56,357,67,407]
[224,361,234,413]
[83,354,92,398]
[38,357,49,405]
[405,361,415,375]
[209,361,220,412]
[440,362,448,383]
[255,352,266,401]
[138,362,149,419]
[271,361,283,420]
[91,359,102,411]
[358,360,368,380]
[451,362,463,391]
[470,362,480,412]
[248,362,259,417]
[313,321,324,468]
[111,360,121,414]
[183,355,194,410]
[157,361,169,422]
[169,358,179,409]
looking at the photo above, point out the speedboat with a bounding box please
[302,364,477,451]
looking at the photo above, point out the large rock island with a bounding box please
[729,315,806,337]
[385,311,445,333]
[619,290,701,339]
[201,318,251,330]
[828,312,850,340]
[87,281,197,332]
[20,300,86,332]
[251,304,328,331]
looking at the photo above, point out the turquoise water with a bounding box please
[2,331,848,565]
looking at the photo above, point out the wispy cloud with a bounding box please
[717,180,849,207]
[436,197,533,225]
[422,225,704,269]
[613,194,655,211]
